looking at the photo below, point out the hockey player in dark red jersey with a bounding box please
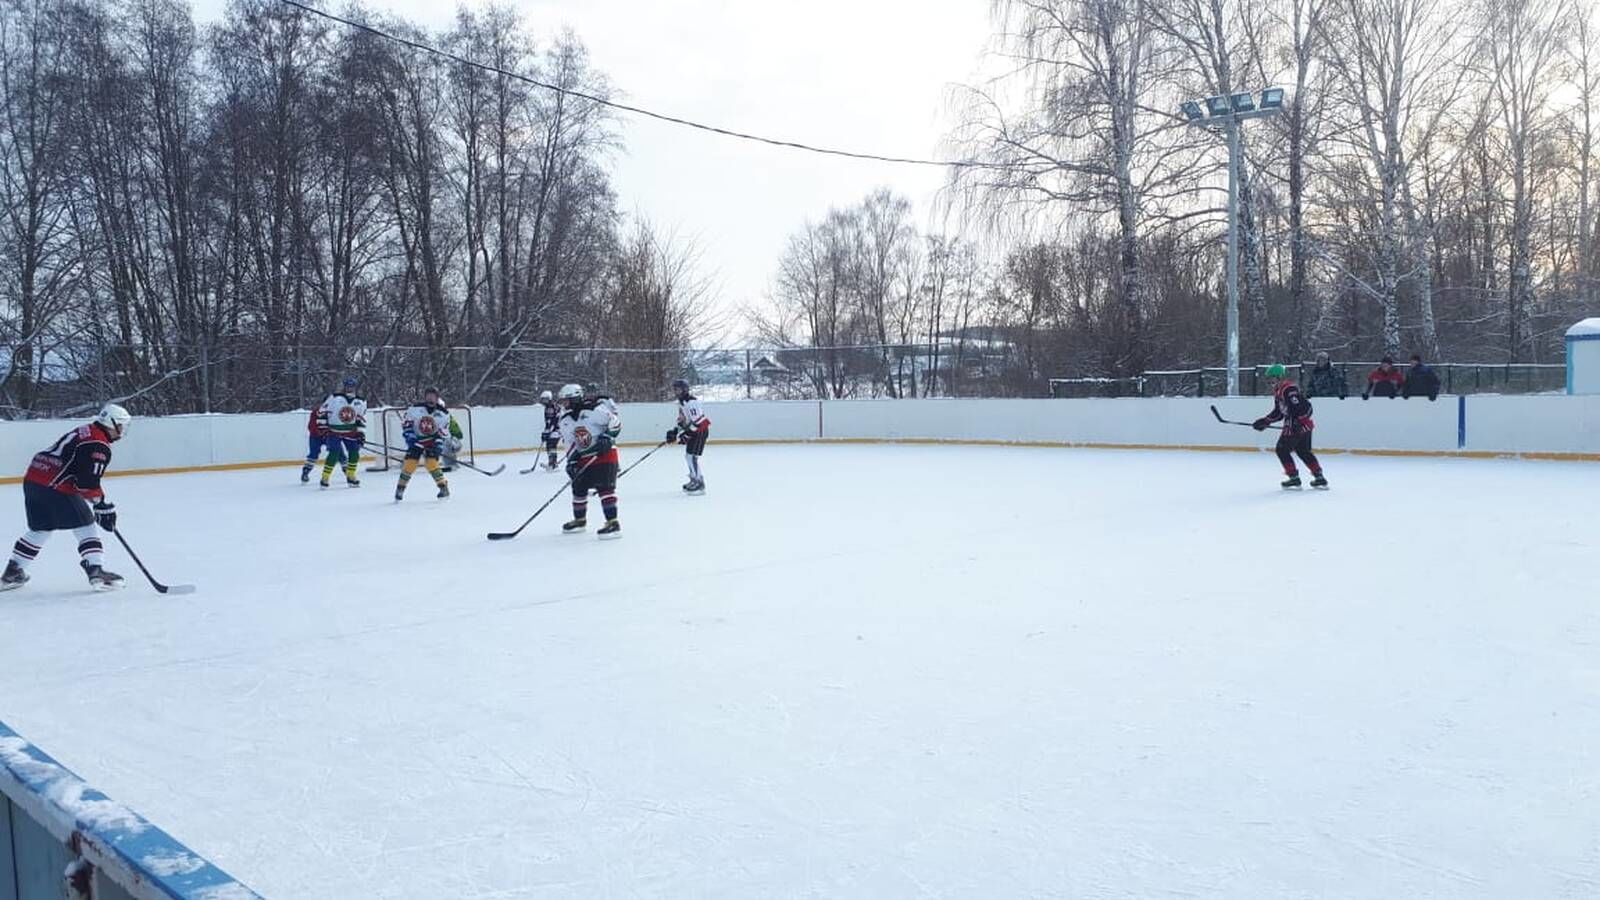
[2,404,131,592]
[538,389,561,471]
[1253,364,1328,490]
[665,378,710,494]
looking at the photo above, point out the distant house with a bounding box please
[751,355,795,382]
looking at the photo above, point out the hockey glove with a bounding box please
[593,433,614,453]
[665,428,678,444]
[565,458,584,480]
[93,501,117,532]
[1251,418,1270,431]
[677,429,692,444]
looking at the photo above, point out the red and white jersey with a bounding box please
[676,395,710,434]
[560,402,621,465]
[25,423,115,501]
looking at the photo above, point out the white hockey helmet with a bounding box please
[539,390,553,402]
[557,383,583,402]
[95,403,132,439]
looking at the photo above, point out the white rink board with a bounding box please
[1462,395,1600,454]
[0,396,1594,481]
[0,445,1596,898]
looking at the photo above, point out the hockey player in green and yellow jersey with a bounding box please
[315,376,367,488]
[394,388,463,502]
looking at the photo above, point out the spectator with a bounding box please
[1363,356,1404,399]
[1306,352,1347,399]
[1403,354,1441,401]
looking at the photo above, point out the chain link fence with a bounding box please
[0,340,1024,418]
[0,338,1569,418]
[1050,362,1567,399]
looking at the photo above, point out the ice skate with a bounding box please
[597,519,622,540]
[1281,475,1302,490]
[562,518,587,534]
[1310,474,1328,490]
[82,562,124,592]
[1,560,28,592]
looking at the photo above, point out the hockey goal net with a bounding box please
[363,405,477,472]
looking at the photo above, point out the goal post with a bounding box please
[363,405,476,472]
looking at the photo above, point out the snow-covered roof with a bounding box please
[1566,318,1600,338]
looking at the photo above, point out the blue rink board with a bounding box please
[0,719,261,899]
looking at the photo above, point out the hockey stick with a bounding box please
[1209,405,1282,429]
[363,440,504,476]
[620,439,672,478]
[487,441,668,541]
[445,457,506,477]
[487,465,584,541]
[110,529,195,595]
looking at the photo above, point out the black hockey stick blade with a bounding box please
[1210,404,1229,423]
[110,529,196,594]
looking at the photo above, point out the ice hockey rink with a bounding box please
[0,443,1596,898]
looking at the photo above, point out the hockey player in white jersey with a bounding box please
[557,383,622,538]
[394,388,459,502]
[313,376,367,488]
[665,378,710,494]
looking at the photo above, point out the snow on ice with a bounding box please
[0,444,1596,898]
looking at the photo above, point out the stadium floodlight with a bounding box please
[1181,87,1287,396]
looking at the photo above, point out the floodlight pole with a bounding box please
[1185,91,1281,397]
[1225,118,1241,397]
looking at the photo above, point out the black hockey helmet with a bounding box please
[422,386,441,403]
[671,378,690,397]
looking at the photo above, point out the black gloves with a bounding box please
[93,501,117,532]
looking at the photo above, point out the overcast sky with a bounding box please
[192,0,994,342]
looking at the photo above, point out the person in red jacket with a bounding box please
[2,404,131,592]
[301,400,330,483]
[1253,365,1328,490]
[1363,356,1404,399]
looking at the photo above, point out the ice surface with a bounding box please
[1,445,1597,898]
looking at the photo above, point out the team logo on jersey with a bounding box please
[573,426,593,449]
[418,417,437,435]
[339,408,356,423]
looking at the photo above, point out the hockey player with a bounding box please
[1253,364,1328,490]
[557,383,622,538]
[394,388,459,502]
[314,376,368,488]
[300,404,329,483]
[665,378,710,495]
[2,404,130,592]
[538,389,561,471]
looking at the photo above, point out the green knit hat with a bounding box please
[1264,363,1287,378]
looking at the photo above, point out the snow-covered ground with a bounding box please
[1,445,1597,898]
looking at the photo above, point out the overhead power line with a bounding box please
[278,0,988,169]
